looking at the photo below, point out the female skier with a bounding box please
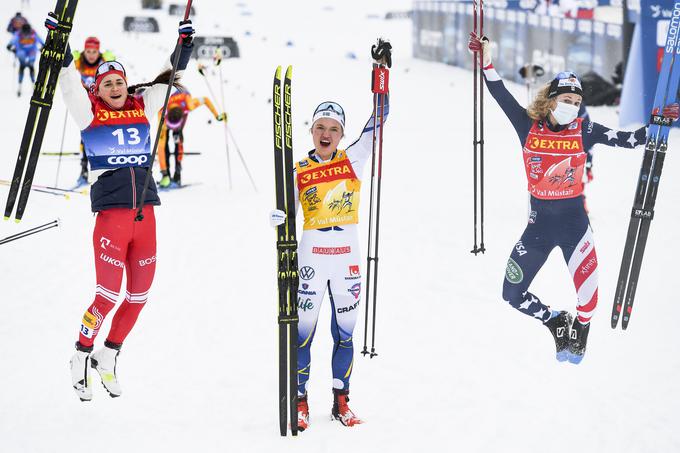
[271,39,391,430]
[158,90,225,188]
[468,33,678,364]
[58,18,195,401]
[6,23,43,96]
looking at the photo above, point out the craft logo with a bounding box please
[349,265,360,276]
[348,283,361,300]
[299,266,315,280]
[337,300,360,313]
[579,241,591,254]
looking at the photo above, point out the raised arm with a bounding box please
[583,121,647,150]
[141,40,194,117]
[60,56,94,130]
[345,95,389,171]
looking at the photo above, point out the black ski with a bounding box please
[273,65,299,436]
[4,0,79,222]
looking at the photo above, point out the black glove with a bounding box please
[6,43,15,53]
[44,12,58,31]
[371,38,392,68]
[178,20,195,44]
[62,43,73,67]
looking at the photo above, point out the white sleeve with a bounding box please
[141,83,169,119]
[59,65,93,130]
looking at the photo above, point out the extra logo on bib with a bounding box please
[81,97,152,171]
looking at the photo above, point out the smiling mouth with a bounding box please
[111,94,123,100]
[320,139,331,147]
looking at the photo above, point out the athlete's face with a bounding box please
[83,48,100,65]
[311,118,343,159]
[553,93,583,108]
[97,74,127,110]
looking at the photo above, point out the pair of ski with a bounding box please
[272,66,299,437]
[611,2,680,330]
[4,0,79,222]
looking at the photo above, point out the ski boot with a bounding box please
[297,395,309,432]
[159,171,171,189]
[544,310,572,362]
[70,342,93,401]
[567,319,590,364]
[90,341,122,398]
[172,165,182,188]
[332,389,363,427]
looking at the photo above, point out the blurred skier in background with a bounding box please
[53,13,196,401]
[270,39,392,431]
[6,12,28,34]
[468,32,679,364]
[73,36,117,186]
[6,22,43,97]
[157,90,225,188]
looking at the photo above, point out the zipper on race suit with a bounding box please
[130,167,137,209]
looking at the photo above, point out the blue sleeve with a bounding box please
[170,41,193,71]
[484,75,532,145]
[36,34,45,47]
[582,121,647,150]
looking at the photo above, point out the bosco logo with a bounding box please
[107,155,148,165]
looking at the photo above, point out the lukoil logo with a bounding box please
[100,253,124,268]
[108,155,148,165]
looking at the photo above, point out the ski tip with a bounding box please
[286,65,292,78]
[14,218,21,224]
[275,66,282,78]
[3,216,8,222]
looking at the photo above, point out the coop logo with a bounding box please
[107,155,148,165]
[348,283,361,300]
[139,255,156,267]
[96,108,145,122]
[299,266,315,280]
[100,253,124,268]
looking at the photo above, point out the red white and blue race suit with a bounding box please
[484,67,646,325]
[60,43,192,349]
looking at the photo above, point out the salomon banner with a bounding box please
[192,36,240,59]
[620,0,680,126]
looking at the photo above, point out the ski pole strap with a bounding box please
[372,66,389,94]
[631,208,654,220]
[651,114,673,127]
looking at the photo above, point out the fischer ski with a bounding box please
[273,65,299,436]
[4,0,79,222]
[611,3,680,329]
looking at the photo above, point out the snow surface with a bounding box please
[1,1,679,452]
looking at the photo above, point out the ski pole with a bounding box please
[54,109,69,187]
[471,0,486,255]
[0,219,59,245]
[227,127,258,191]
[136,0,193,222]
[214,50,233,190]
[479,0,486,254]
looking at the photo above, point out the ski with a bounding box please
[4,0,79,222]
[273,65,299,436]
[611,4,680,329]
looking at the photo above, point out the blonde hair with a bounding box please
[527,84,556,121]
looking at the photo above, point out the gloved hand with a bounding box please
[468,32,492,68]
[371,38,392,68]
[216,112,227,122]
[44,12,58,31]
[269,209,286,227]
[6,43,15,53]
[178,20,195,44]
[62,42,73,67]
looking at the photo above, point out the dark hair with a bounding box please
[167,107,184,123]
[21,23,31,34]
[127,69,184,95]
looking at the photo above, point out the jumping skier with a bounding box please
[7,23,43,97]
[73,36,116,186]
[468,33,678,364]
[57,18,195,401]
[270,39,391,431]
[157,90,225,188]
